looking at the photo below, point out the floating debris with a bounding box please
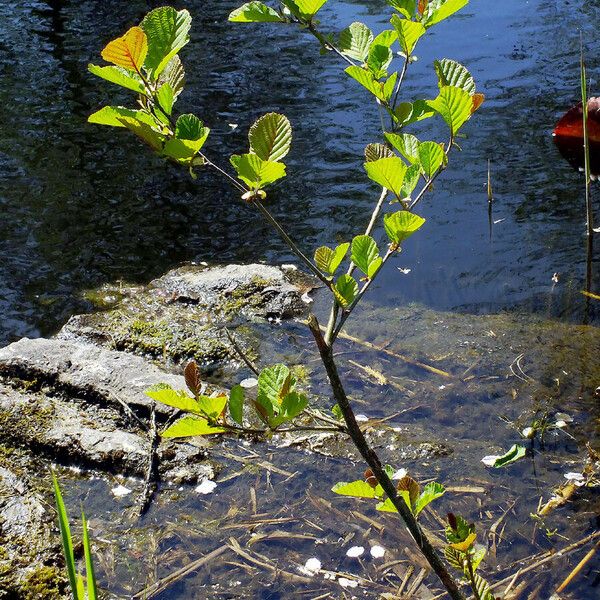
[111,484,132,498]
[299,557,321,576]
[346,546,365,558]
[195,479,217,494]
[370,545,385,558]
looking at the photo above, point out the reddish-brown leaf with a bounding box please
[184,361,201,398]
[471,93,485,114]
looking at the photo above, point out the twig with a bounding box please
[137,406,159,516]
[132,545,229,599]
[224,327,260,376]
[555,537,600,593]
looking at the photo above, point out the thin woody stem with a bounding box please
[308,314,466,600]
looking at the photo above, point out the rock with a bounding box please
[58,263,317,368]
[0,337,184,416]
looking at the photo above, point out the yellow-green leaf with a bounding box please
[88,64,145,93]
[101,26,148,72]
[162,416,227,437]
[384,210,425,245]
[391,14,425,55]
[427,85,473,136]
[364,156,407,200]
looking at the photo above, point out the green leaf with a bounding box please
[257,364,294,416]
[364,156,407,200]
[383,72,398,101]
[249,113,292,162]
[365,143,395,162]
[52,474,79,598]
[339,22,373,62]
[414,482,445,516]
[351,235,381,278]
[334,274,359,307]
[417,141,445,178]
[391,14,425,55]
[423,0,469,28]
[331,404,343,420]
[332,480,380,498]
[372,29,397,48]
[156,82,174,118]
[387,0,416,18]
[470,572,494,600]
[88,64,145,93]
[229,385,244,425]
[427,85,473,136]
[314,242,349,275]
[197,394,228,420]
[281,0,327,19]
[434,58,475,95]
[376,498,398,512]
[88,106,156,128]
[277,391,309,421]
[484,444,527,468]
[158,55,185,98]
[229,2,284,22]
[445,514,474,544]
[393,99,436,127]
[145,385,201,413]
[385,133,420,163]
[384,210,425,245]
[117,116,165,151]
[162,415,227,437]
[163,114,210,161]
[81,512,97,600]
[367,44,393,79]
[471,545,486,572]
[230,153,286,188]
[141,6,192,77]
[400,164,421,200]
[345,66,394,103]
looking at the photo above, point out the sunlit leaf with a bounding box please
[339,22,373,62]
[434,58,475,95]
[372,29,397,48]
[156,83,174,117]
[314,242,349,275]
[387,0,416,18]
[422,0,468,28]
[332,480,380,498]
[145,385,201,413]
[365,143,395,162]
[52,474,78,596]
[162,415,227,437]
[385,132,420,163]
[391,14,425,56]
[471,545,486,572]
[351,235,381,278]
[257,364,294,416]
[197,394,228,420]
[88,106,156,128]
[376,498,398,512]
[396,475,420,510]
[88,64,145,93]
[417,141,445,178]
[471,92,485,113]
[450,531,477,552]
[281,0,328,19]
[427,85,473,136]
[163,114,209,161]
[117,116,165,151]
[334,274,359,307]
[229,1,284,22]
[444,546,466,571]
[414,481,445,516]
[400,164,421,200]
[249,113,292,162]
[141,6,192,77]
[384,210,425,245]
[230,153,286,188]
[345,66,394,103]
[81,512,97,600]
[101,26,148,72]
[445,513,474,544]
[277,391,309,421]
[364,156,407,200]
[393,99,436,127]
[367,44,393,79]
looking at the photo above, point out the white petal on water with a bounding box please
[298,557,321,576]
[338,577,359,588]
[564,472,585,486]
[195,479,217,494]
[240,377,258,389]
[555,420,568,429]
[346,546,364,558]
[392,468,407,480]
[397,267,411,275]
[481,455,500,467]
[111,484,132,498]
[370,545,385,558]
[355,414,369,422]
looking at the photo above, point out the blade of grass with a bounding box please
[581,36,593,237]
[52,472,79,600]
[82,511,98,599]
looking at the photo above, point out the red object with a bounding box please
[553,97,600,175]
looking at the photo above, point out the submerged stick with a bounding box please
[137,406,159,517]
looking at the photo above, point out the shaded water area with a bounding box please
[1,0,599,599]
